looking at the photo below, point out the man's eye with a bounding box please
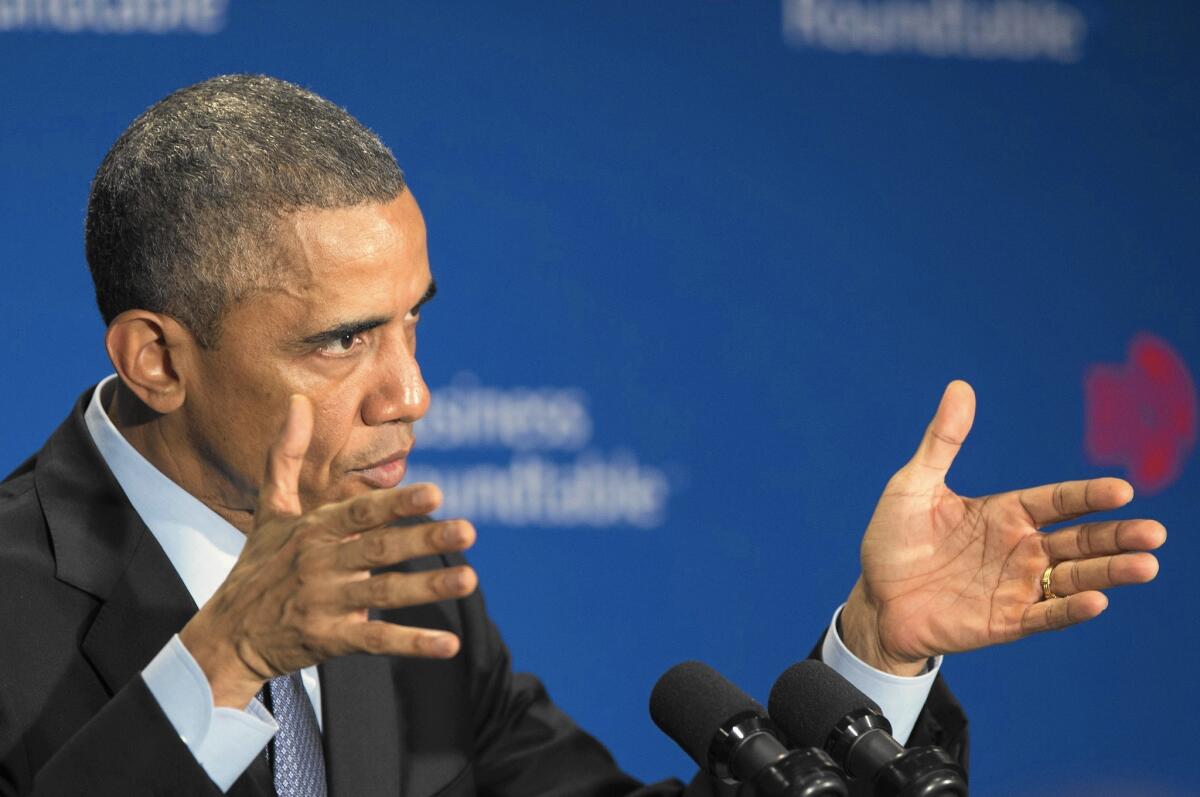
[318,333,362,356]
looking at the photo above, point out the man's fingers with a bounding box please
[336,519,476,571]
[1020,591,1108,635]
[1048,552,1160,596]
[1016,477,1133,528]
[343,621,461,658]
[316,483,444,537]
[1042,519,1166,561]
[906,380,975,483]
[341,566,478,609]
[257,394,314,522]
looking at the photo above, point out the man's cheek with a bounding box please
[303,422,362,495]
[298,398,358,489]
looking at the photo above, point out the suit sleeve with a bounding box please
[903,675,969,771]
[0,676,223,797]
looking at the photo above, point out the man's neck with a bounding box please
[105,380,257,535]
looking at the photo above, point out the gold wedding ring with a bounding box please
[1041,565,1059,601]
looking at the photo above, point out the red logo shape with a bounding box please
[1085,333,1197,494]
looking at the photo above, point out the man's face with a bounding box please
[180,190,434,515]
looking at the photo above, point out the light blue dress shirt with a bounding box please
[84,375,939,792]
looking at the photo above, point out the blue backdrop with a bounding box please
[2,2,1197,794]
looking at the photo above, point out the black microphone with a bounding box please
[649,661,848,796]
[768,661,967,797]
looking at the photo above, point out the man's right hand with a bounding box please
[179,394,477,709]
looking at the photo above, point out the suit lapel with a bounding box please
[319,652,404,797]
[33,390,277,797]
[35,389,155,601]
[31,389,193,692]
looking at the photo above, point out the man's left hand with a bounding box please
[841,380,1166,676]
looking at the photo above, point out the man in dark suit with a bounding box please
[0,75,1165,796]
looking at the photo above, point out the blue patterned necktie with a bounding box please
[264,672,328,796]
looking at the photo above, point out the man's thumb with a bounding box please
[906,380,976,483]
[256,394,314,523]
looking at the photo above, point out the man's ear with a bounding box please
[104,310,196,414]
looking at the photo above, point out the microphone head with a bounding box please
[768,660,885,749]
[649,661,765,769]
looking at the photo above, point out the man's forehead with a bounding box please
[228,194,431,338]
[285,193,427,278]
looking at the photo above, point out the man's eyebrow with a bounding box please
[295,279,436,347]
[414,278,437,312]
[298,316,392,346]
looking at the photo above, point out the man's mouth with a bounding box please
[350,448,411,489]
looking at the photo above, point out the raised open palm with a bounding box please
[841,381,1165,675]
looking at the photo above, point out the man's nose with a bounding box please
[362,338,430,425]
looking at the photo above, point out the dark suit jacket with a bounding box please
[0,390,967,796]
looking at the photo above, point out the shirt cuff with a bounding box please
[141,634,277,792]
[819,605,941,745]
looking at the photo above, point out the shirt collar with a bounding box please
[83,374,245,609]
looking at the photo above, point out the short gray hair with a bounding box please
[85,74,406,348]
